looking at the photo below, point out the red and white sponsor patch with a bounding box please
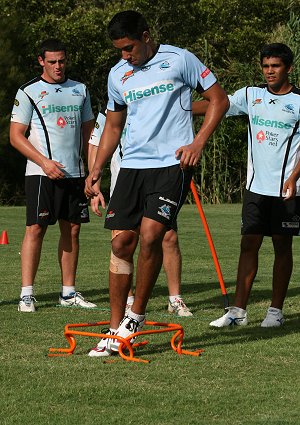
[201,68,211,78]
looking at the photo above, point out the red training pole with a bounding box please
[190,180,229,309]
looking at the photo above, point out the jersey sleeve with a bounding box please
[181,49,217,93]
[107,70,127,111]
[89,112,106,146]
[10,88,33,125]
[82,88,94,122]
[226,87,248,117]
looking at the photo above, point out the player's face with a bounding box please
[262,56,291,93]
[113,34,151,67]
[38,51,66,83]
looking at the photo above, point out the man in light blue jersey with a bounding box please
[89,111,193,317]
[85,10,228,357]
[10,38,96,312]
[197,43,300,328]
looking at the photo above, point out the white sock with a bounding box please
[21,286,33,298]
[62,286,76,297]
[126,296,135,305]
[110,328,117,334]
[233,306,247,314]
[127,308,145,323]
[169,295,181,303]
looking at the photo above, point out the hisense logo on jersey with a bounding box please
[42,104,83,114]
[123,81,175,104]
[252,115,292,129]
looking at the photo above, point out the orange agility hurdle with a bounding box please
[48,320,204,363]
[190,180,229,309]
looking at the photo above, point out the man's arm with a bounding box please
[176,83,229,168]
[82,119,95,161]
[192,100,210,116]
[87,143,106,217]
[85,109,126,197]
[10,122,65,179]
[282,160,300,200]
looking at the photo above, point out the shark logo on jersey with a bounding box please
[282,104,295,114]
[141,65,151,72]
[72,88,82,96]
[57,116,67,128]
[256,130,265,143]
[121,70,135,85]
[160,61,170,70]
[158,204,171,220]
[252,98,262,106]
[38,91,49,99]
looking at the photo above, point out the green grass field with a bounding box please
[1,205,300,425]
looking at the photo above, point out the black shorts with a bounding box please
[242,189,300,236]
[25,176,89,226]
[105,165,193,230]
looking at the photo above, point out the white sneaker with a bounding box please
[59,291,97,308]
[88,329,117,357]
[261,307,284,327]
[111,314,145,351]
[209,307,248,327]
[168,298,193,317]
[18,295,36,312]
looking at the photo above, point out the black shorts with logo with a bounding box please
[105,165,193,230]
[25,176,89,226]
[242,189,300,236]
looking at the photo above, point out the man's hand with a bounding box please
[41,158,65,179]
[90,193,106,217]
[85,170,102,198]
[175,142,202,168]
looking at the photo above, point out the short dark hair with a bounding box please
[107,10,149,41]
[39,38,67,59]
[260,43,293,67]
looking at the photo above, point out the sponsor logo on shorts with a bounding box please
[14,99,19,107]
[158,204,171,220]
[81,207,89,219]
[39,209,49,218]
[282,222,299,228]
[106,210,115,218]
[159,196,177,206]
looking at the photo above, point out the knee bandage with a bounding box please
[110,252,134,275]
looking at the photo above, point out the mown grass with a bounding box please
[0,205,300,425]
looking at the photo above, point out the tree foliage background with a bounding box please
[1,0,300,204]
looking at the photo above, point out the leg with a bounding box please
[131,217,167,315]
[271,234,293,309]
[234,234,264,309]
[58,219,80,286]
[162,229,182,296]
[21,224,47,286]
[109,230,139,328]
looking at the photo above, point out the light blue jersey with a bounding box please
[11,77,94,178]
[107,44,216,169]
[227,84,300,196]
